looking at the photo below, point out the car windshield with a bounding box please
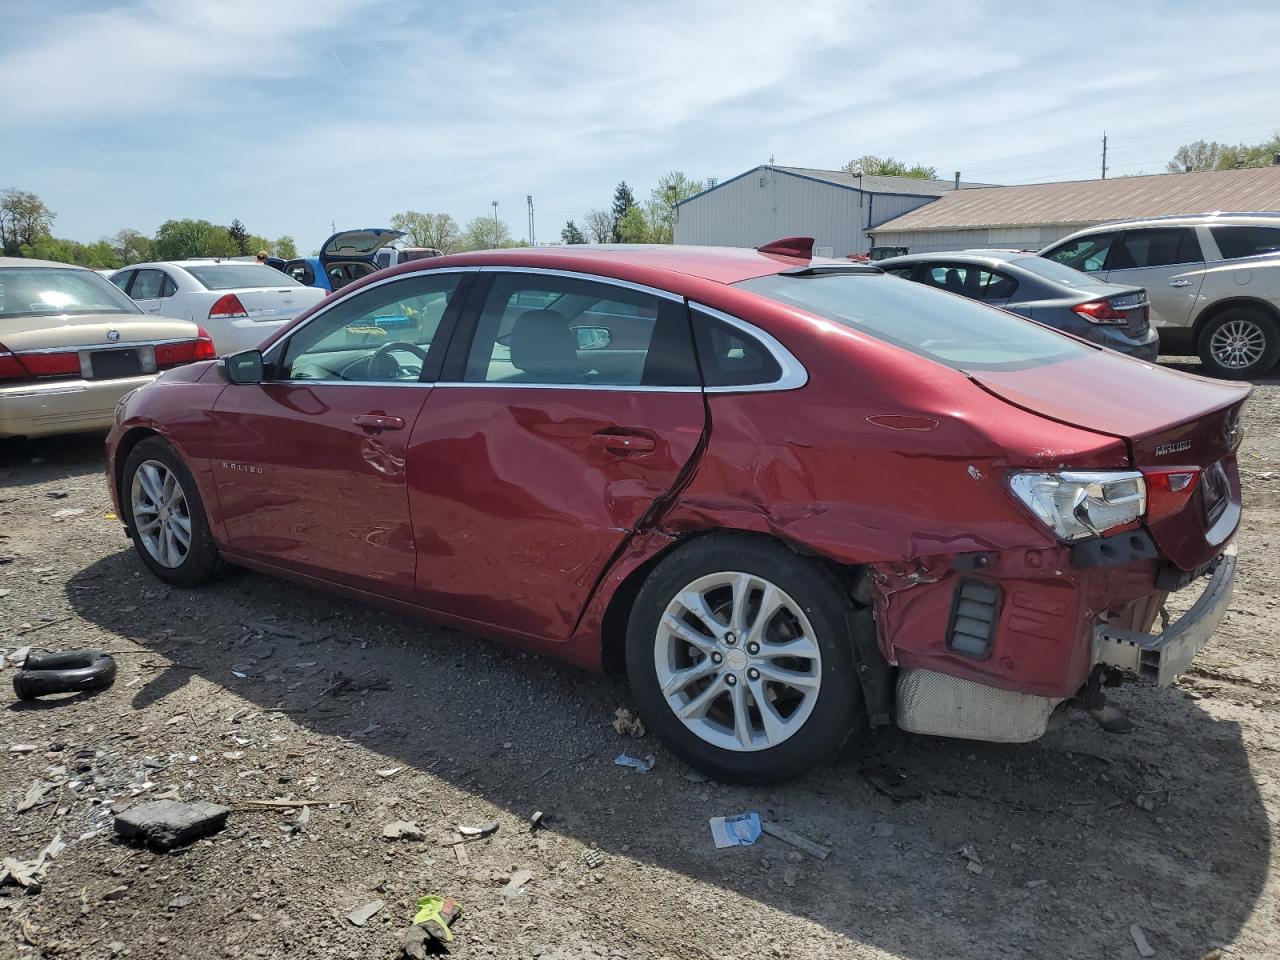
[1012,256,1101,288]
[0,267,141,319]
[734,272,1089,371]
[183,264,301,290]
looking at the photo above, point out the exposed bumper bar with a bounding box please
[1094,545,1236,687]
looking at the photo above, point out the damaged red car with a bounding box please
[105,239,1248,783]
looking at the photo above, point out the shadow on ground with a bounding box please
[64,543,1271,959]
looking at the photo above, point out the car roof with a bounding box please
[0,257,92,271]
[413,244,858,285]
[1063,212,1280,234]
[879,250,1028,267]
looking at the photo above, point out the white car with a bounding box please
[109,260,325,353]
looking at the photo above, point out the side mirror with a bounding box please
[573,326,612,351]
[222,349,264,385]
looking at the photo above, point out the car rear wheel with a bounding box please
[122,436,225,587]
[625,535,861,784]
[1197,308,1280,379]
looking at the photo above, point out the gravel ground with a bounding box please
[3,359,1280,960]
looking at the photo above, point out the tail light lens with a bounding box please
[1072,299,1128,325]
[155,326,219,368]
[209,294,248,320]
[15,351,81,377]
[1141,466,1201,522]
[0,343,27,380]
[1008,470,1146,540]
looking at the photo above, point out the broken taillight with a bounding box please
[1140,466,1201,523]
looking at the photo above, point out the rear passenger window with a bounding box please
[691,309,782,387]
[464,274,698,387]
[1045,233,1115,272]
[160,274,178,298]
[919,265,1017,301]
[1209,225,1280,260]
[1108,228,1201,269]
[129,269,165,299]
[286,261,315,286]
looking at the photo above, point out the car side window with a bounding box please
[883,267,915,279]
[690,309,781,387]
[129,269,165,300]
[159,273,178,298]
[462,274,698,387]
[1209,225,1280,260]
[1107,228,1202,270]
[1044,234,1115,272]
[281,273,463,383]
[285,261,315,286]
[110,270,135,293]
[918,265,1017,301]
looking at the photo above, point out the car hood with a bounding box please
[0,312,195,352]
[319,228,405,265]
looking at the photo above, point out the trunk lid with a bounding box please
[0,312,193,352]
[968,348,1251,569]
[230,286,326,323]
[319,228,405,265]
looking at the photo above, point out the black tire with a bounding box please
[625,534,862,784]
[1197,307,1280,380]
[121,436,225,587]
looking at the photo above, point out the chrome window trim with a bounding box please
[475,265,685,303]
[687,302,809,393]
[432,381,700,393]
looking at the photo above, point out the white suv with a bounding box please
[1040,213,1280,379]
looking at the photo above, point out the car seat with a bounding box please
[508,309,582,382]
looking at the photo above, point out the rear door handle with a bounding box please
[590,431,656,454]
[1169,279,1194,287]
[352,413,405,431]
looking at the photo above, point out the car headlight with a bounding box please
[1008,470,1147,541]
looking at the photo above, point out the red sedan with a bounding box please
[106,238,1249,783]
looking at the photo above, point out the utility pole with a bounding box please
[527,195,535,246]
[491,201,499,246]
[1101,132,1108,180]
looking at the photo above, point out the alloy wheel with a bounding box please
[654,571,822,752]
[130,459,193,569]
[1209,318,1267,370]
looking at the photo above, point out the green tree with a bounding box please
[616,206,650,243]
[274,235,298,259]
[1167,133,1280,172]
[19,236,121,269]
[458,215,513,251]
[840,156,938,179]
[390,211,462,252]
[645,170,703,243]
[610,182,636,242]
[227,218,250,256]
[111,228,153,265]
[1,189,56,256]
[560,220,586,244]
[153,219,236,260]
[584,208,612,244]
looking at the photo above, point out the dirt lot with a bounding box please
[3,359,1280,960]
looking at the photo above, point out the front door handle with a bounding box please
[353,413,405,431]
[590,431,656,454]
[1169,279,1194,287]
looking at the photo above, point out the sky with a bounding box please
[3,0,1279,254]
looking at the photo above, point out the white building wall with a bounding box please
[674,168,939,256]
[869,223,1089,254]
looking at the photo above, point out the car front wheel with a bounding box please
[1197,308,1280,379]
[625,535,861,784]
[122,436,225,587]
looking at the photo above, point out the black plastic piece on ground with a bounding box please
[13,649,117,700]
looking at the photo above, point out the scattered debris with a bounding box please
[383,821,425,841]
[614,753,656,773]
[683,770,710,784]
[611,707,646,738]
[113,799,230,851]
[501,869,533,902]
[50,508,85,520]
[1130,923,1156,958]
[377,766,405,779]
[761,820,831,861]
[529,810,547,832]
[16,779,58,813]
[957,844,984,875]
[458,820,498,839]
[583,849,606,870]
[861,764,923,802]
[1026,879,1047,889]
[1135,794,1157,812]
[710,813,762,849]
[8,743,39,754]
[0,834,65,891]
[348,899,385,927]
[46,490,69,500]
[168,895,195,911]
[404,895,463,956]
[101,884,130,902]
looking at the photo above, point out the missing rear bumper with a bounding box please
[1094,545,1236,687]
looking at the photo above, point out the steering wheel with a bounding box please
[369,340,427,380]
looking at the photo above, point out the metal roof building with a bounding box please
[869,164,1280,254]
[672,165,989,257]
